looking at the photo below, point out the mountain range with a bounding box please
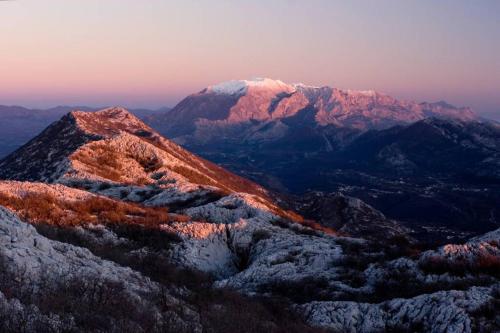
[0,79,499,332]
[142,78,500,242]
[148,78,477,136]
[0,107,499,332]
[1,80,498,241]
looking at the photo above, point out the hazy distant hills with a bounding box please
[0,105,92,157]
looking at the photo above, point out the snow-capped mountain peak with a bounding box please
[292,82,323,90]
[207,78,295,95]
[150,78,479,140]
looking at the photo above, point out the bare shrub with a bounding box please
[135,155,163,173]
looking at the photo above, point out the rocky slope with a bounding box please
[0,108,498,332]
[0,206,202,333]
[1,179,498,332]
[0,105,169,159]
[0,107,269,200]
[300,229,500,332]
[288,192,411,241]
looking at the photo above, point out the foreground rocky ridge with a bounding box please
[0,105,169,159]
[0,206,202,333]
[0,107,262,192]
[0,179,498,332]
[0,108,498,332]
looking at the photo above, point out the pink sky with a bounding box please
[0,0,499,118]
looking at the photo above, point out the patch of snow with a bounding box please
[208,78,294,95]
[345,89,378,97]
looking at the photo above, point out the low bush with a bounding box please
[260,277,332,304]
[193,287,327,333]
[134,155,163,172]
[420,254,500,277]
[272,217,336,236]
[367,266,495,303]
[252,230,272,243]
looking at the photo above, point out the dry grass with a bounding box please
[271,214,337,236]
[72,145,124,182]
[0,192,170,228]
[171,165,221,189]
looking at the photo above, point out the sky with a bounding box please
[0,0,499,119]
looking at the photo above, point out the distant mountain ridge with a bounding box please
[148,78,478,141]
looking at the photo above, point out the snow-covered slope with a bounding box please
[207,78,295,96]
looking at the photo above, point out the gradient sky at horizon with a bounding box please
[0,0,499,118]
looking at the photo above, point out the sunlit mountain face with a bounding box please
[148,78,477,135]
[145,79,500,243]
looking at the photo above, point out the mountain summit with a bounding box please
[206,78,296,96]
[0,107,269,200]
[149,78,477,140]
